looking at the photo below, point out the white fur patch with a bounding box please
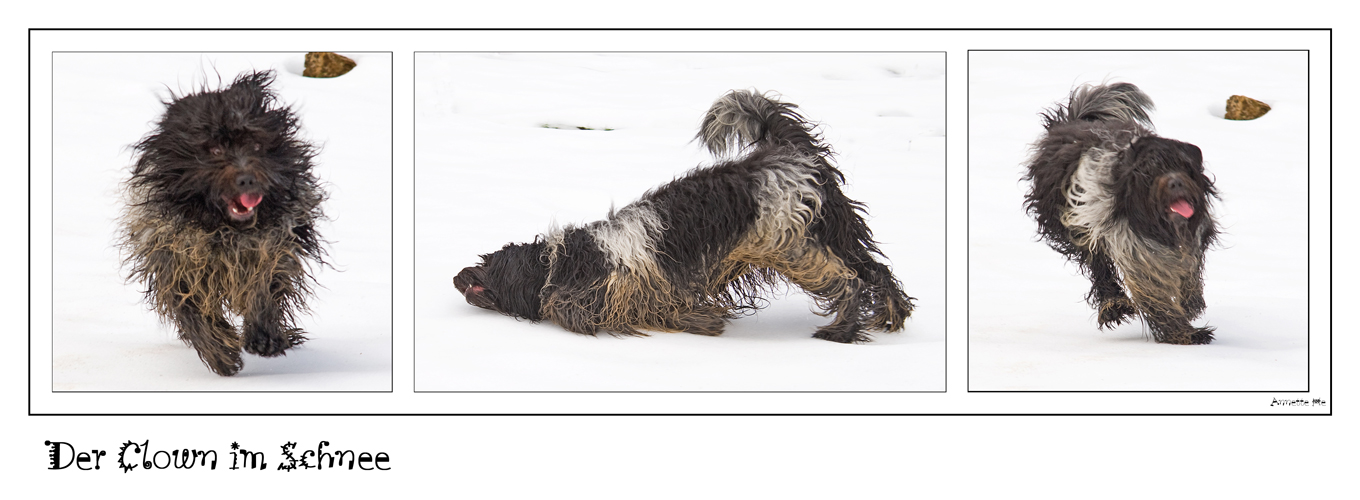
[585,201,665,277]
[1061,147,1120,250]
[748,157,824,252]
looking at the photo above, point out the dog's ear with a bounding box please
[1178,142,1204,171]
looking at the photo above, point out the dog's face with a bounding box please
[1116,136,1217,245]
[130,71,316,229]
[454,241,550,321]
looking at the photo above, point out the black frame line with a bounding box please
[28,28,1332,416]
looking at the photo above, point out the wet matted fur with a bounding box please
[454,90,914,343]
[1022,82,1219,344]
[120,70,327,376]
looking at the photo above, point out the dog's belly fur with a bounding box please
[126,215,306,317]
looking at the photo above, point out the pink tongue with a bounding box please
[238,193,263,209]
[1170,199,1194,218]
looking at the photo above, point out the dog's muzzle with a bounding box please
[454,266,497,310]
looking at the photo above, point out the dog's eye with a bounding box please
[209,146,223,156]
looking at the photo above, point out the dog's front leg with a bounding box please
[1084,250,1136,329]
[1150,267,1213,345]
[170,287,244,376]
[1177,260,1209,320]
[242,273,307,357]
[1146,313,1215,345]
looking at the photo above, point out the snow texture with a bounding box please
[969,51,1309,390]
[415,53,946,391]
[50,53,393,391]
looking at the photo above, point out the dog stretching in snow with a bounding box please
[121,70,327,375]
[454,90,913,343]
[1023,82,1219,344]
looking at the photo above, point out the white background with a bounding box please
[49,52,393,391]
[8,20,1346,499]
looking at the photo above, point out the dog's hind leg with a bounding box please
[171,288,243,376]
[760,245,870,343]
[804,186,913,334]
[837,248,913,333]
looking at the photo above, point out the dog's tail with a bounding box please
[1041,82,1155,131]
[697,89,834,163]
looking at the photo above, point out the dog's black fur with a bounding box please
[454,90,913,343]
[1023,82,1219,344]
[120,70,327,375]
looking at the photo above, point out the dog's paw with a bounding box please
[243,326,306,357]
[1156,326,1215,345]
[865,292,914,332]
[1097,297,1137,329]
[678,309,727,336]
[204,352,244,377]
[813,323,872,344]
[1189,326,1215,345]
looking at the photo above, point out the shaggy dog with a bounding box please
[120,70,327,375]
[1023,82,1219,344]
[454,90,914,343]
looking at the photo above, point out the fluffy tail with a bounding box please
[1041,82,1155,130]
[697,89,834,164]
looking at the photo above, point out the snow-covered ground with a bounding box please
[415,53,946,391]
[968,51,1310,390]
[49,53,393,391]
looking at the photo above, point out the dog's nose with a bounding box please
[1166,176,1184,190]
[235,174,258,190]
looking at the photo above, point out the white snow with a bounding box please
[968,51,1310,390]
[49,53,393,390]
[414,53,946,391]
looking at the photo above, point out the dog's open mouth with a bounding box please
[1168,198,1195,219]
[224,192,263,221]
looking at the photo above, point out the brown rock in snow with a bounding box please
[1225,95,1270,120]
[303,52,356,78]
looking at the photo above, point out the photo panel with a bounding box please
[968,50,1309,392]
[415,52,946,392]
[49,52,394,391]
